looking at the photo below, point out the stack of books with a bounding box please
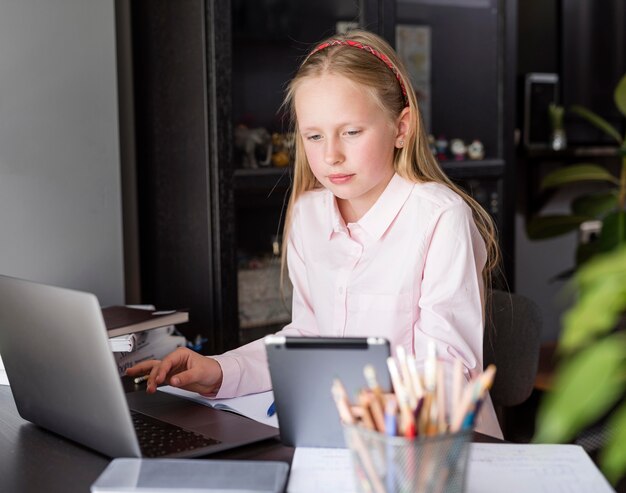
[103,305,189,376]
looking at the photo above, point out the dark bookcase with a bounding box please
[123,0,517,353]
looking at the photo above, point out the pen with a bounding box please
[331,379,356,425]
[396,346,417,408]
[266,401,276,417]
[133,374,150,385]
[451,365,496,432]
[387,357,414,435]
[384,395,397,493]
[358,392,376,431]
[452,358,464,421]
[363,365,386,432]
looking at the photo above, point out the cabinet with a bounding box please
[126,0,516,353]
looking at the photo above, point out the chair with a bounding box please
[483,289,542,413]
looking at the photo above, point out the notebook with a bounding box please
[265,335,391,448]
[0,275,278,458]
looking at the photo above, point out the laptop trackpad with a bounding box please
[126,390,278,443]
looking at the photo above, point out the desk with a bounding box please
[0,385,499,493]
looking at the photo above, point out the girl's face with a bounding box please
[295,73,405,223]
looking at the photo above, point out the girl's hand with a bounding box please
[125,347,223,396]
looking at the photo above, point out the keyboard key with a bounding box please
[131,411,221,457]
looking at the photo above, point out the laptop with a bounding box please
[0,275,278,458]
[265,335,391,448]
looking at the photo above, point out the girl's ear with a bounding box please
[395,107,411,148]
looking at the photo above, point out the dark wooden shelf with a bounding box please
[234,167,292,192]
[233,159,505,192]
[442,158,505,178]
[521,146,620,160]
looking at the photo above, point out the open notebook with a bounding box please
[158,386,278,428]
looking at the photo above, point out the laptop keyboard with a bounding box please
[131,410,221,457]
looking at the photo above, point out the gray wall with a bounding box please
[515,194,578,342]
[0,0,124,305]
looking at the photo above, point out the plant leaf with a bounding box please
[560,247,626,350]
[533,334,626,444]
[571,105,623,144]
[572,192,619,217]
[597,210,626,252]
[540,164,620,190]
[560,275,626,350]
[600,400,626,484]
[526,215,592,239]
[614,73,626,119]
[576,245,626,289]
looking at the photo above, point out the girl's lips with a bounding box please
[328,174,354,184]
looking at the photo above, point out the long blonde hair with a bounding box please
[280,29,500,290]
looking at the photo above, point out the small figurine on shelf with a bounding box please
[234,124,272,168]
[271,132,291,168]
[450,138,467,160]
[435,135,448,161]
[467,140,485,160]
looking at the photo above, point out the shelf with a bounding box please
[441,159,505,178]
[521,146,620,160]
[234,167,291,192]
[233,159,505,192]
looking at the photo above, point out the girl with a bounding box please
[127,29,503,438]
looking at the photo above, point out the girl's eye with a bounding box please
[306,134,322,142]
[345,130,361,137]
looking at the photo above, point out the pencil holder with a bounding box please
[342,425,472,493]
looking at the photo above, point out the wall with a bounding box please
[515,192,578,341]
[0,0,124,305]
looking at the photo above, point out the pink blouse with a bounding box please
[212,173,503,438]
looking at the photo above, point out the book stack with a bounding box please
[103,305,189,377]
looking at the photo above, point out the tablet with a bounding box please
[265,336,391,448]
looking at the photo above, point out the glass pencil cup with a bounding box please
[342,424,472,493]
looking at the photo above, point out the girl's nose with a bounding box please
[324,138,344,165]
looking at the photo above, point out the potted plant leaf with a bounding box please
[531,73,626,485]
[533,245,626,484]
[526,73,626,270]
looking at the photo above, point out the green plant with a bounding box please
[533,245,626,484]
[548,103,565,132]
[526,73,626,268]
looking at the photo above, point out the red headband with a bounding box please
[307,39,409,107]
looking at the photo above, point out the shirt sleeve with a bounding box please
[412,203,502,438]
[414,202,487,380]
[212,202,320,398]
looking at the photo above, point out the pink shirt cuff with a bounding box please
[210,354,241,399]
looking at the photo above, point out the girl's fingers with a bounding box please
[125,360,159,376]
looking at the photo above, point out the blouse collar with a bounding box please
[327,173,415,240]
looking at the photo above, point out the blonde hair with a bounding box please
[280,29,500,291]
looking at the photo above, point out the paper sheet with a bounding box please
[158,386,278,428]
[0,354,8,386]
[286,443,616,493]
[288,447,357,493]
[468,443,615,493]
